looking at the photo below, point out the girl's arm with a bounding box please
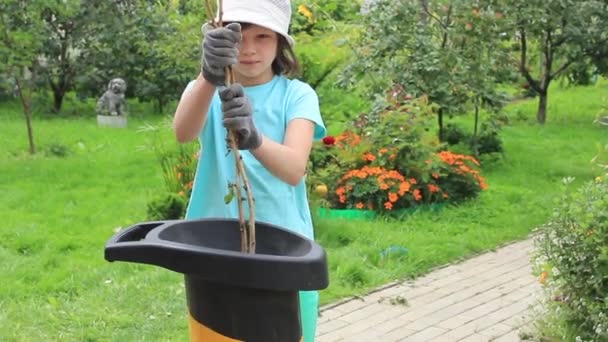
[251,119,315,186]
[173,74,217,143]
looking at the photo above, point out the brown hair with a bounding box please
[272,35,300,77]
[227,22,300,77]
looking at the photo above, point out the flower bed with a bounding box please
[309,89,488,215]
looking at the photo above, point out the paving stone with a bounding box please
[316,238,539,341]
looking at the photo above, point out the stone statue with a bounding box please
[96,78,127,116]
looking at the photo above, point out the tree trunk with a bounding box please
[437,108,444,141]
[472,98,480,157]
[157,98,164,114]
[537,90,548,124]
[53,88,65,113]
[14,77,36,154]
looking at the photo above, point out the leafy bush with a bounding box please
[138,120,198,203]
[532,175,608,342]
[45,143,72,158]
[443,121,504,158]
[291,1,361,35]
[147,192,186,220]
[294,29,370,129]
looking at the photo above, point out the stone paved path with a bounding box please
[316,238,541,341]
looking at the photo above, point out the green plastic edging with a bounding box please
[316,203,448,220]
[316,208,377,220]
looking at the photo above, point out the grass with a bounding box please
[0,79,606,341]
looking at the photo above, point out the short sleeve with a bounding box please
[286,82,326,141]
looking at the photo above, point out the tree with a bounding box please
[501,0,608,123]
[77,0,202,113]
[340,0,510,141]
[0,0,45,154]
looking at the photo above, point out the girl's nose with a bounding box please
[239,39,255,56]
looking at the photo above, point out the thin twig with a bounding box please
[206,0,256,253]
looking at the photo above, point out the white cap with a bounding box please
[216,0,295,46]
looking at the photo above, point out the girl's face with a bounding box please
[233,24,278,86]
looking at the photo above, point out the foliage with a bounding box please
[147,192,187,220]
[138,119,198,203]
[76,1,201,114]
[443,121,504,157]
[291,0,362,35]
[498,0,608,123]
[0,0,45,153]
[1,1,202,115]
[340,0,511,139]
[532,174,608,341]
[308,90,488,213]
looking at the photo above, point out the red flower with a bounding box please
[322,136,336,146]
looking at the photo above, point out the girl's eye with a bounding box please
[258,34,270,39]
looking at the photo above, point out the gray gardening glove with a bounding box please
[201,22,242,86]
[220,84,263,150]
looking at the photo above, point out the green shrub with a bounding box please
[45,143,72,158]
[443,123,468,145]
[146,192,186,220]
[533,175,608,341]
[443,121,504,159]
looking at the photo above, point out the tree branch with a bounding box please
[422,2,448,30]
[551,60,574,79]
[518,26,540,92]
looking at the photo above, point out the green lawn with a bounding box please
[0,80,606,341]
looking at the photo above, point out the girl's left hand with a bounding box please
[219,84,262,150]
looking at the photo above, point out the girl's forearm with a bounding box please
[173,73,216,143]
[251,136,309,186]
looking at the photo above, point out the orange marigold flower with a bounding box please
[185,181,194,190]
[378,148,388,155]
[389,154,396,160]
[388,192,398,203]
[539,271,549,284]
[336,186,346,195]
[363,153,376,162]
[442,193,449,199]
[398,181,411,195]
[432,173,440,179]
[380,183,389,190]
[384,202,393,210]
[413,189,422,201]
[339,195,346,203]
[428,184,440,193]
[409,178,417,184]
[356,202,364,209]
[479,179,488,190]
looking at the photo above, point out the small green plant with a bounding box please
[146,192,186,220]
[443,121,504,158]
[532,174,608,342]
[443,124,468,146]
[45,142,71,158]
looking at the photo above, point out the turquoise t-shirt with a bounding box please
[181,75,326,239]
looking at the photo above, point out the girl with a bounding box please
[172,0,325,341]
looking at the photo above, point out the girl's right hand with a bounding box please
[201,22,242,86]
